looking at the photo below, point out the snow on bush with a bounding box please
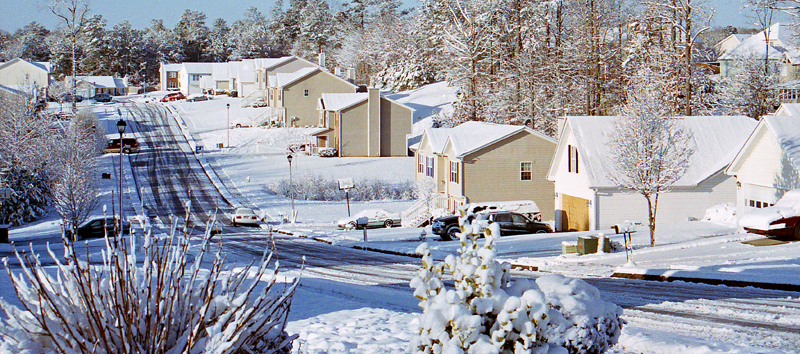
[269,174,414,201]
[704,203,737,224]
[410,220,623,354]
[0,166,49,226]
[0,212,299,354]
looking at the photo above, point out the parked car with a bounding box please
[90,92,113,102]
[103,137,139,154]
[739,189,800,240]
[186,93,209,102]
[160,92,185,102]
[65,217,131,240]
[474,211,552,236]
[59,93,83,103]
[337,209,401,229]
[431,201,543,241]
[231,208,259,226]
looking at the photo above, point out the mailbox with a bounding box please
[356,217,369,228]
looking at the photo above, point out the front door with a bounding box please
[562,194,590,232]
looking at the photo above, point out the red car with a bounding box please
[739,189,800,240]
[160,92,185,102]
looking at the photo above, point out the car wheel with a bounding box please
[535,229,548,234]
[235,124,242,128]
[794,223,800,241]
[348,221,357,230]
[122,148,131,154]
[442,226,460,241]
[384,220,393,228]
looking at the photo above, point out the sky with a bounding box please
[0,0,791,33]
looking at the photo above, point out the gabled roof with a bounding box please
[0,58,52,73]
[550,116,757,188]
[276,67,320,87]
[414,121,554,158]
[321,93,368,111]
[720,23,799,62]
[774,102,800,116]
[728,115,800,175]
[73,76,127,88]
[180,62,213,73]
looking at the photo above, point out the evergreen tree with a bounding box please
[174,9,210,62]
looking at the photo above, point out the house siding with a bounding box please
[551,130,595,230]
[340,102,369,156]
[380,98,413,157]
[596,172,737,229]
[284,70,356,127]
[461,132,555,220]
[0,60,50,90]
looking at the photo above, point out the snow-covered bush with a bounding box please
[0,211,299,354]
[704,203,737,224]
[268,174,414,201]
[410,219,623,354]
[0,166,49,226]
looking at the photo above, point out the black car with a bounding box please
[475,211,551,236]
[91,93,113,102]
[59,93,83,103]
[65,217,131,240]
[431,215,462,241]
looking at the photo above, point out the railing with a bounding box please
[401,194,449,228]
[240,90,267,108]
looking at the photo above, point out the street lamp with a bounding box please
[116,118,127,235]
[287,154,294,223]
[226,103,230,148]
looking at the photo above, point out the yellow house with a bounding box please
[0,58,53,97]
[411,121,556,220]
[312,88,414,157]
[271,67,359,127]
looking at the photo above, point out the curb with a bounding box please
[611,272,800,292]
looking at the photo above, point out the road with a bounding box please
[124,102,800,352]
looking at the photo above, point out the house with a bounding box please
[726,114,800,218]
[158,62,212,95]
[719,23,800,82]
[0,58,53,97]
[159,63,182,92]
[271,67,359,127]
[71,76,128,97]
[547,116,757,232]
[715,33,751,59]
[311,88,414,157]
[410,121,556,220]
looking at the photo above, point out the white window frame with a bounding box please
[449,161,459,183]
[520,161,532,181]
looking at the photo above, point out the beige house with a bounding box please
[411,122,556,220]
[271,67,359,127]
[548,116,756,232]
[71,76,128,97]
[0,58,53,97]
[312,88,414,157]
[726,115,800,219]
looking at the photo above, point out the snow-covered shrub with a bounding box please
[0,166,49,226]
[410,220,623,354]
[318,147,337,157]
[0,211,299,354]
[268,174,414,201]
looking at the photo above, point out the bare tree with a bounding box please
[607,67,694,247]
[50,0,90,112]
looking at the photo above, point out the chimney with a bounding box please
[368,87,380,157]
[334,67,341,76]
[347,68,356,83]
[318,52,326,68]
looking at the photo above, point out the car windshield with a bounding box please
[235,208,255,215]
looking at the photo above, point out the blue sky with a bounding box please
[0,0,789,33]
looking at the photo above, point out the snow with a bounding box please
[563,116,757,188]
[738,189,800,230]
[763,115,800,172]
[2,87,800,353]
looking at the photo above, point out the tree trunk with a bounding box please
[645,192,659,247]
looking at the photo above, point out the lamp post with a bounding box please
[116,118,127,234]
[226,103,230,148]
[287,154,294,223]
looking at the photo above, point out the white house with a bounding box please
[715,33,751,59]
[71,76,128,97]
[0,58,53,97]
[547,116,757,232]
[726,115,800,218]
[719,23,800,82]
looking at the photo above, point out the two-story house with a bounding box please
[0,58,53,97]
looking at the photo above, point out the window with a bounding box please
[426,157,434,177]
[304,89,309,97]
[168,82,178,89]
[418,155,425,174]
[190,74,201,81]
[450,161,459,183]
[168,71,177,79]
[568,145,579,173]
[748,199,773,208]
[520,161,532,180]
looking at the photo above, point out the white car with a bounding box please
[186,93,210,102]
[231,208,259,226]
[337,209,401,229]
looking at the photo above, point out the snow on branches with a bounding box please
[410,214,623,354]
[0,211,299,354]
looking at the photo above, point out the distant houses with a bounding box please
[0,58,53,98]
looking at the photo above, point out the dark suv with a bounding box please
[474,211,551,236]
[65,217,131,240]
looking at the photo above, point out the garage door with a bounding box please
[562,194,590,232]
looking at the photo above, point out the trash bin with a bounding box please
[577,236,598,255]
[0,224,9,243]
[562,241,578,254]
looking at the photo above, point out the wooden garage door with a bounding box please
[562,194,590,232]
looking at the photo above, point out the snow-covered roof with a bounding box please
[765,115,800,172]
[556,116,757,188]
[719,23,799,62]
[321,93,368,111]
[276,67,319,88]
[180,62,214,74]
[0,58,52,73]
[74,76,127,88]
[774,102,800,116]
[416,121,553,158]
[210,63,231,81]
[161,63,182,71]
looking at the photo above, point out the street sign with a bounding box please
[338,178,354,190]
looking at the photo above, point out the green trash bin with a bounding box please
[577,236,598,255]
